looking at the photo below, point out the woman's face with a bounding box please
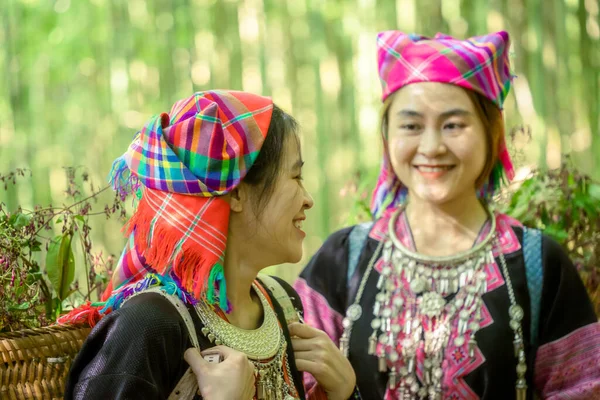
[386,82,488,205]
[242,136,314,266]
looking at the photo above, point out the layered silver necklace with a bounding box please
[340,206,528,400]
[195,283,299,400]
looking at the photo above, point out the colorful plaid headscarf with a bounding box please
[58,91,273,325]
[371,31,516,218]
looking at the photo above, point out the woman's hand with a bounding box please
[184,346,255,400]
[289,323,356,400]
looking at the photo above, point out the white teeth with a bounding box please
[417,166,452,172]
[294,220,303,229]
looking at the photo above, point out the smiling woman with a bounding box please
[386,83,488,211]
[296,31,600,400]
[58,90,357,400]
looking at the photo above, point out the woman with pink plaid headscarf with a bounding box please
[295,31,600,400]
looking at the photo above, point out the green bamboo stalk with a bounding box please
[307,5,331,238]
[258,0,269,96]
[461,0,488,36]
[417,0,445,35]
[227,2,243,91]
[577,0,598,172]
[553,0,572,156]
[525,0,547,167]
[376,0,398,30]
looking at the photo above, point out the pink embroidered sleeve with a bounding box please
[293,277,345,397]
[535,322,600,399]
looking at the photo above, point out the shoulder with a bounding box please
[510,224,581,293]
[538,231,587,299]
[513,225,579,282]
[119,292,187,328]
[320,225,356,252]
[298,224,362,280]
[67,292,191,397]
[93,292,188,349]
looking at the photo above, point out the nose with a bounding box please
[418,127,446,157]
[303,187,314,210]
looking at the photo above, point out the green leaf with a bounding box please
[26,271,43,284]
[8,302,31,311]
[13,213,32,229]
[74,215,85,223]
[45,232,76,301]
[29,239,42,252]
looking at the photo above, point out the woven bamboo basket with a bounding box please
[0,324,90,400]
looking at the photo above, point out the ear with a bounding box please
[229,185,247,213]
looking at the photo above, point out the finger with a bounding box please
[293,348,328,364]
[288,322,325,339]
[290,337,320,352]
[294,358,326,376]
[184,348,208,374]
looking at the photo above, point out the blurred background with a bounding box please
[1,0,599,284]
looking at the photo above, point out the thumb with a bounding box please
[184,348,209,374]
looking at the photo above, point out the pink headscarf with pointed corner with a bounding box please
[371,31,516,218]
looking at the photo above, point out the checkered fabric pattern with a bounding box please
[59,91,275,324]
[111,90,274,197]
[371,31,516,218]
[377,31,513,109]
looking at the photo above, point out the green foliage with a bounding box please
[0,168,122,332]
[501,158,600,315]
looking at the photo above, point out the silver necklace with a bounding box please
[195,283,299,400]
[340,207,527,400]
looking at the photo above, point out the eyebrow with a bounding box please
[397,109,473,118]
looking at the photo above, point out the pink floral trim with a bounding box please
[535,322,600,399]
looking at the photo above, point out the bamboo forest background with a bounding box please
[1,0,599,283]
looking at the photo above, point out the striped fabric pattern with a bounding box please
[59,91,275,324]
[112,90,274,197]
[105,91,273,307]
[377,31,513,109]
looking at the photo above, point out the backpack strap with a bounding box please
[256,274,300,324]
[347,222,374,285]
[523,227,544,348]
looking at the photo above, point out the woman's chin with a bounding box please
[284,245,304,265]
[411,188,455,205]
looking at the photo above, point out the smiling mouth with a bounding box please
[414,165,455,172]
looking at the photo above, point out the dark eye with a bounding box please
[443,122,466,130]
[400,123,419,131]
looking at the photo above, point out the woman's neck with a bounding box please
[221,244,264,330]
[404,192,489,257]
